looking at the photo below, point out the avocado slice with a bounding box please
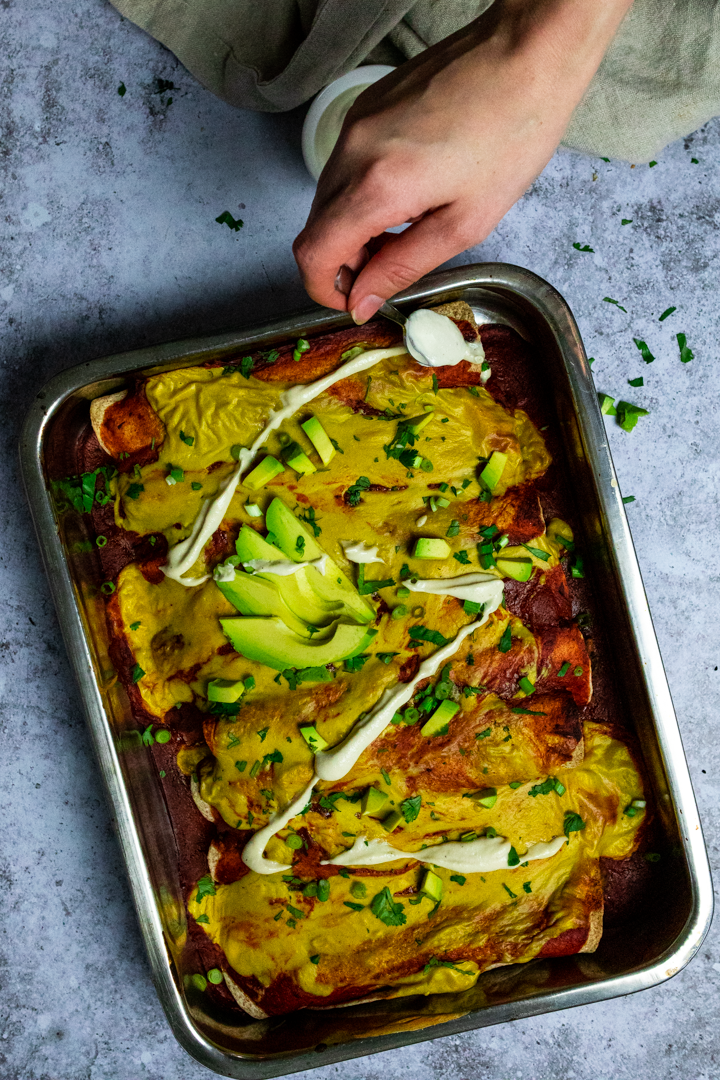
[301,416,336,466]
[480,451,507,494]
[265,498,375,624]
[219,616,377,671]
[235,525,281,563]
[215,566,332,638]
[496,556,533,582]
[235,524,365,628]
[361,786,389,816]
[420,699,459,737]
[244,456,284,490]
[420,869,443,902]
[413,537,451,559]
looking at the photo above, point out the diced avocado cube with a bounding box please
[220,615,377,670]
[207,678,246,703]
[301,416,336,466]
[479,451,507,494]
[407,412,434,436]
[420,699,459,737]
[361,787,389,816]
[244,456,284,490]
[420,869,443,902]
[300,725,329,753]
[381,809,404,833]
[496,556,533,582]
[413,537,451,560]
[471,786,498,809]
[282,440,317,476]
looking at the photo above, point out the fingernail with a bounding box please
[334,265,355,296]
[351,294,384,325]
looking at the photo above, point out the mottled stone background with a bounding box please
[1,2,719,1078]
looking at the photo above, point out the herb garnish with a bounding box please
[633,338,655,364]
[659,306,676,322]
[677,333,694,363]
[215,211,243,231]
[370,886,406,927]
[196,875,216,902]
[563,811,586,839]
[346,476,371,507]
[408,625,451,648]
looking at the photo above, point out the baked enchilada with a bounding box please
[50,303,651,1018]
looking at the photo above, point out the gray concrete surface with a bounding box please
[2,2,719,1078]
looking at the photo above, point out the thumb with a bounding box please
[347,206,475,323]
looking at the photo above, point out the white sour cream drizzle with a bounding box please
[405,309,486,370]
[321,834,567,874]
[340,541,384,565]
[241,779,316,875]
[314,617,486,784]
[244,556,328,577]
[163,345,408,585]
[405,573,504,609]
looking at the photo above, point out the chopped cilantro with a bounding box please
[346,476,371,507]
[329,437,344,455]
[446,519,460,538]
[677,333,694,364]
[522,882,532,894]
[510,706,547,716]
[432,372,438,395]
[422,956,473,976]
[179,430,194,446]
[563,811,586,839]
[659,306,676,322]
[616,400,649,432]
[129,621,141,631]
[131,663,145,683]
[400,795,422,823]
[381,768,391,786]
[628,377,644,387]
[522,544,550,561]
[450,874,466,886]
[310,955,320,965]
[345,654,370,673]
[573,243,594,253]
[633,338,655,364]
[498,624,512,653]
[257,727,269,742]
[191,481,202,491]
[453,549,471,565]
[621,218,632,225]
[196,875,216,902]
[344,901,364,912]
[195,913,209,924]
[370,886,406,926]
[126,482,144,500]
[476,727,492,739]
[507,846,520,867]
[235,760,247,773]
[117,82,126,96]
[215,210,243,231]
[377,652,398,664]
[603,297,627,313]
[622,495,636,504]
[502,883,517,899]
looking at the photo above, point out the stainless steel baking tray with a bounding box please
[20,263,713,1078]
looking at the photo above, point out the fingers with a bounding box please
[346,205,482,323]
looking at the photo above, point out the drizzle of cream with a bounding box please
[163,345,407,586]
[244,556,328,577]
[321,833,566,874]
[405,573,504,609]
[340,541,384,565]
[314,617,487,784]
[241,779,316,875]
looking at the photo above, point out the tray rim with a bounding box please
[19,262,713,1078]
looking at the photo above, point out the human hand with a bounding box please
[293,0,633,323]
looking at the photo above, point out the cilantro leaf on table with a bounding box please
[215,211,243,232]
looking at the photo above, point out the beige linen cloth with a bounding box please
[109,0,720,162]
